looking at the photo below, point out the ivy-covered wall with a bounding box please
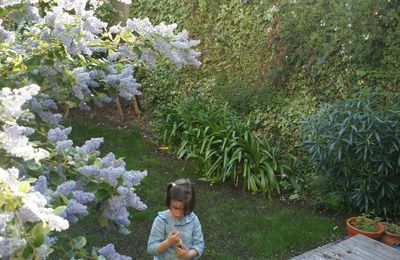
[131,0,276,85]
[131,0,400,148]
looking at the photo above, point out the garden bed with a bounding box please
[64,115,346,259]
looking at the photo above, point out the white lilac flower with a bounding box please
[1,125,49,162]
[0,0,21,8]
[0,85,40,123]
[0,212,14,235]
[0,20,16,43]
[0,167,20,192]
[19,192,69,231]
[126,18,155,35]
[42,213,69,231]
[83,16,107,35]
[110,25,122,34]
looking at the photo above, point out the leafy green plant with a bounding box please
[384,223,400,234]
[351,215,380,232]
[152,98,293,196]
[302,91,400,217]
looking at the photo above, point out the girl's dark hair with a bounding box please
[165,179,195,215]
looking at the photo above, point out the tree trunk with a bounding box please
[115,96,124,121]
[62,103,70,119]
[110,0,130,25]
[110,1,142,119]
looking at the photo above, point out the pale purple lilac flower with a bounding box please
[98,243,132,260]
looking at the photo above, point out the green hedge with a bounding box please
[131,0,400,150]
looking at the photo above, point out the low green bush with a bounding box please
[152,98,293,197]
[302,91,400,217]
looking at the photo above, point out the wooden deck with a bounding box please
[290,234,400,260]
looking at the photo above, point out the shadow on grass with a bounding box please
[63,117,346,259]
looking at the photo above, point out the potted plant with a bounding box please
[380,222,400,247]
[346,215,384,240]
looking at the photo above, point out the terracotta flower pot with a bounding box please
[381,222,400,247]
[346,217,384,240]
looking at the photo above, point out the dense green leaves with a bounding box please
[153,98,293,196]
[302,91,400,217]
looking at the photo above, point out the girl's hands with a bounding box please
[175,243,190,259]
[167,229,181,245]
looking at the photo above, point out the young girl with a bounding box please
[147,179,205,259]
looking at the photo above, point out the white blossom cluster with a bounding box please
[0,85,50,162]
[0,20,16,43]
[126,18,202,68]
[0,167,69,258]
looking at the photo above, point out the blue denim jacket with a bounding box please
[147,210,205,259]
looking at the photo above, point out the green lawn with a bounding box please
[64,116,346,259]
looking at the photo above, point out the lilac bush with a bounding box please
[0,0,201,258]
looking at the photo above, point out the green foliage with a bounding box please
[131,0,400,154]
[152,98,293,196]
[67,118,346,259]
[135,63,187,110]
[384,223,400,234]
[302,91,400,217]
[351,215,380,232]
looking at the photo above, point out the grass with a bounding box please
[63,116,346,259]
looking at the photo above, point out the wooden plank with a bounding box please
[290,234,400,260]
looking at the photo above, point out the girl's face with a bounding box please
[169,200,185,219]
